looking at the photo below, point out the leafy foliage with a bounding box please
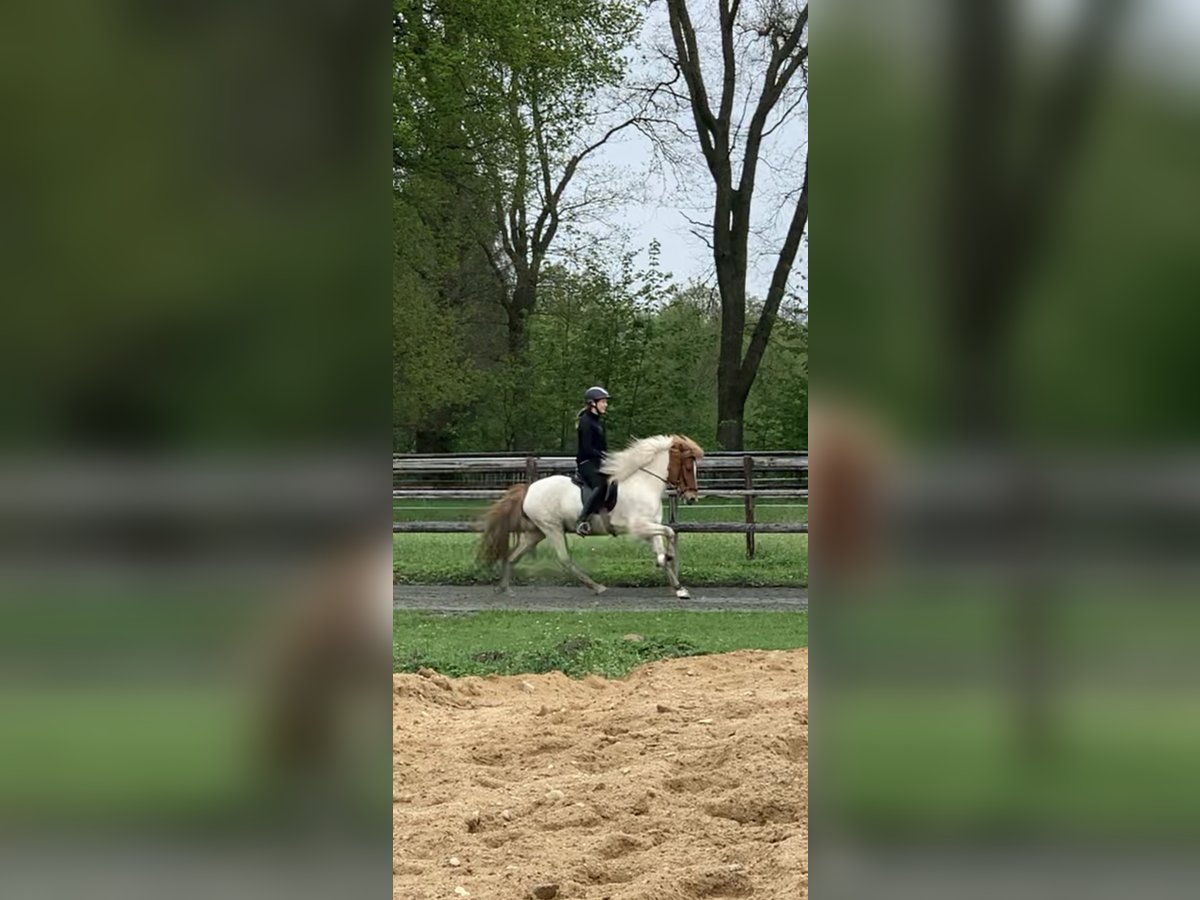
[393,0,808,452]
[396,241,807,451]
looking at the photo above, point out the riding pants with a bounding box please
[577,459,609,520]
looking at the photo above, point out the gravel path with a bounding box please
[393,584,808,613]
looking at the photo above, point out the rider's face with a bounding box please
[596,398,609,414]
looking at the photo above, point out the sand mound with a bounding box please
[393,649,807,899]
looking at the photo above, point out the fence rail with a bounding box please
[394,488,808,500]
[394,454,806,472]
[392,450,807,558]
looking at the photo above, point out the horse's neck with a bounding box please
[626,451,669,495]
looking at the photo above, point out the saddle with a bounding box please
[570,469,618,511]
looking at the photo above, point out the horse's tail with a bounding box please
[478,483,532,565]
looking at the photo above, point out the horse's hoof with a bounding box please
[675,588,691,600]
[593,584,608,595]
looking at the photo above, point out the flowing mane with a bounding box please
[601,435,704,483]
[600,435,674,482]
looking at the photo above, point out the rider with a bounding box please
[575,386,610,536]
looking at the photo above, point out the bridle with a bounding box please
[638,444,699,494]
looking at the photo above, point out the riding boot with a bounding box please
[577,486,601,536]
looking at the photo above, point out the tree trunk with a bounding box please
[716,375,749,450]
[714,211,749,449]
[716,414,743,452]
[502,272,539,450]
[413,428,454,453]
[506,305,529,356]
[505,270,538,356]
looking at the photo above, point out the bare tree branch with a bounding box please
[739,5,807,199]
[529,82,556,207]
[761,87,807,139]
[742,160,807,383]
[666,0,723,174]
[532,115,645,261]
[718,0,741,131]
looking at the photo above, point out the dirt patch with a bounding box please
[393,649,807,899]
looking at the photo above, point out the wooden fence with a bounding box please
[393,451,807,558]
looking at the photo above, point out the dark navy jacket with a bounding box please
[575,409,607,465]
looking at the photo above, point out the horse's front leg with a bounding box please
[635,521,689,600]
[668,532,682,582]
[650,534,674,570]
[663,531,680,568]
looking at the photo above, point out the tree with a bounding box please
[396,0,652,449]
[392,194,485,452]
[397,0,643,359]
[744,306,807,448]
[478,0,643,358]
[659,0,808,449]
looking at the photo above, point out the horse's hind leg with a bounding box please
[498,531,543,594]
[545,528,606,595]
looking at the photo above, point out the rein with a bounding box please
[637,465,670,485]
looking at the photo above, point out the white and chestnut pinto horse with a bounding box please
[478,435,704,598]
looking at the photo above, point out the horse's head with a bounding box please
[668,436,705,504]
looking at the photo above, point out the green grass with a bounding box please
[0,687,248,819]
[393,609,808,678]
[0,589,386,828]
[393,497,807,585]
[814,584,1200,838]
[825,687,1200,837]
[394,531,807,586]
[0,683,384,827]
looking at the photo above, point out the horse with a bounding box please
[478,435,705,599]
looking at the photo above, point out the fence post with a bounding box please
[668,492,679,524]
[744,456,756,559]
[525,456,537,484]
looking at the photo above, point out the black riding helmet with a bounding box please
[584,386,610,403]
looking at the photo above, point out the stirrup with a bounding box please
[575,520,592,537]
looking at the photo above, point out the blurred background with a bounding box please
[814,0,1200,897]
[0,1,390,896]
